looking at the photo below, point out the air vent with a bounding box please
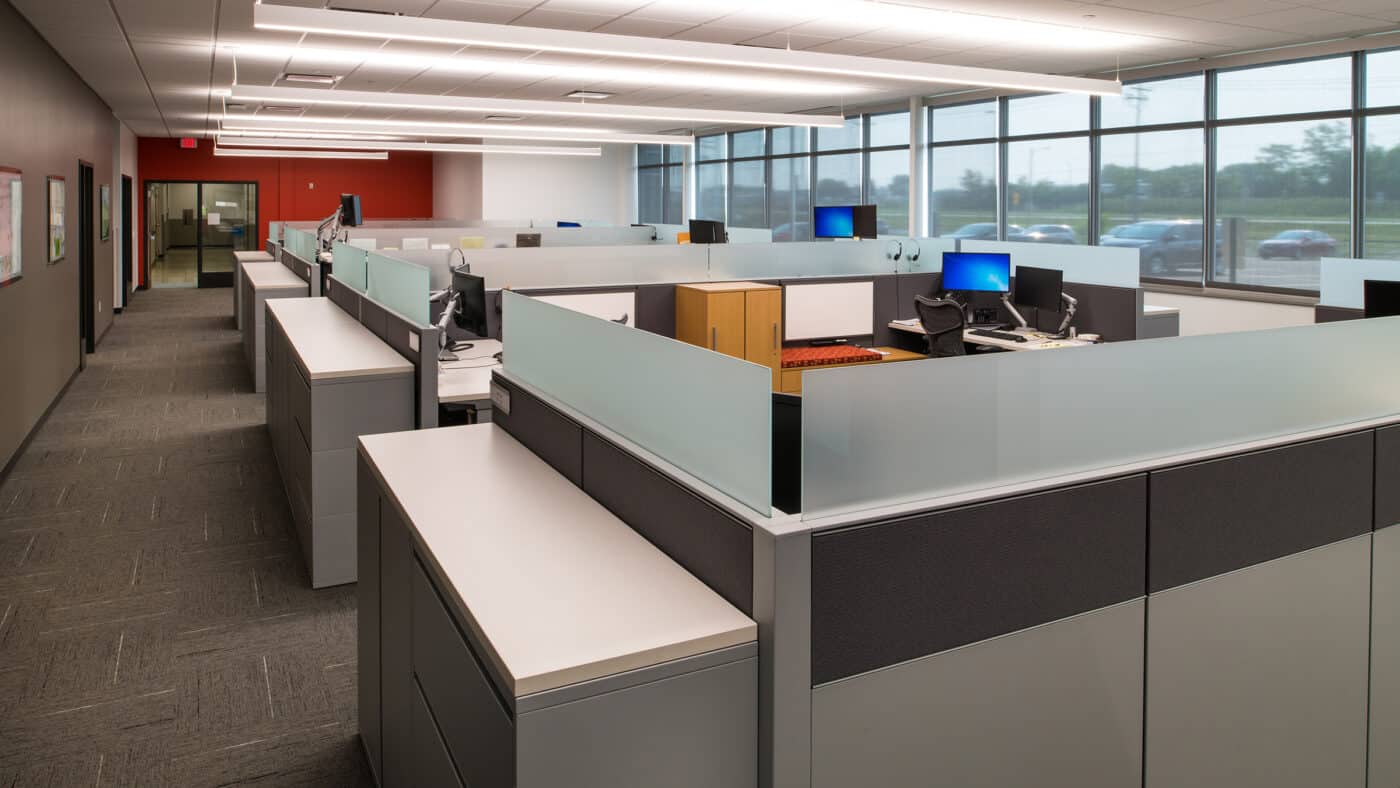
[281,73,339,85]
[260,105,306,114]
[566,90,613,100]
[484,115,525,122]
[224,102,249,111]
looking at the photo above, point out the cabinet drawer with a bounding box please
[289,361,312,450]
[412,560,516,788]
[410,679,465,788]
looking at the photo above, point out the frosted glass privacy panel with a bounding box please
[962,240,1140,288]
[1320,257,1400,308]
[366,252,430,326]
[502,291,771,515]
[801,318,1400,519]
[895,237,956,274]
[333,242,368,293]
[268,222,280,243]
[708,240,894,280]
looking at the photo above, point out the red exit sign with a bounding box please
[179,137,198,149]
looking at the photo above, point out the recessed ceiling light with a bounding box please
[218,114,692,145]
[485,115,525,122]
[566,91,613,100]
[281,72,340,85]
[214,146,388,160]
[218,85,848,128]
[253,4,1124,96]
[217,136,604,157]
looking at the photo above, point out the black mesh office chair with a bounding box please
[914,295,967,358]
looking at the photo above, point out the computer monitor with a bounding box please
[516,233,541,248]
[941,252,1011,293]
[853,205,878,238]
[1013,265,1063,312]
[813,206,855,239]
[451,267,488,340]
[689,219,726,244]
[1364,279,1400,318]
[556,221,582,228]
[339,194,362,227]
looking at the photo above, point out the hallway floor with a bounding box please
[0,288,372,786]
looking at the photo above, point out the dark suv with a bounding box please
[1100,220,1204,274]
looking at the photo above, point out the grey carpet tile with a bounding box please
[0,289,369,785]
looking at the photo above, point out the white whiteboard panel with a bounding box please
[785,281,874,341]
[532,291,636,327]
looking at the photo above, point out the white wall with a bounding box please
[1145,292,1314,336]
[433,152,482,221]
[481,144,634,225]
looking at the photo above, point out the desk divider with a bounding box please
[960,240,1140,289]
[333,241,369,293]
[366,252,430,327]
[1319,257,1400,308]
[326,272,439,430]
[799,317,1400,520]
[708,241,893,280]
[502,291,772,516]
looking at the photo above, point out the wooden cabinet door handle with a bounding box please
[711,326,717,350]
[772,323,778,351]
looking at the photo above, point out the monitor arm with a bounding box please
[1056,292,1079,336]
[435,291,463,362]
[315,207,344,254]
[1000,293,1029,330]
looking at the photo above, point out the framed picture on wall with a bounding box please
[100,184,111,241]
[0,167,20,287]
[47,176,65,263]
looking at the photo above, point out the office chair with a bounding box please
[914,295,967,358]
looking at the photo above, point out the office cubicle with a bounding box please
[486,303,1400,787]
[1316,256,1400,322]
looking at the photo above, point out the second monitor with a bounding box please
[941,252,1011,293]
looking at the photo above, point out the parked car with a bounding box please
[1010,224,1077,244]
[771,222,809,242]
[1099,224,1130,243]
[1101,220,1204,275]
[942,223,1025,241]
[1257,229,1337,260]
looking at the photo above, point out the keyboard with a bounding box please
[969,328,1027,343]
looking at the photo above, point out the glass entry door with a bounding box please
[198,182,257,288]
[145,180,257,289]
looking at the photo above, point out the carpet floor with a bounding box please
[0,288,373,786]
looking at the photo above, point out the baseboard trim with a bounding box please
[0,366,81,487]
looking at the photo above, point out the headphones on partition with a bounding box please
[884,239,922,263]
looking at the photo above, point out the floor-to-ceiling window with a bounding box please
[635,144,684,225]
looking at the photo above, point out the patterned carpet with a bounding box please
[0,289,372,786]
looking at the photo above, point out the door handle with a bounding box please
[711,327,717,350]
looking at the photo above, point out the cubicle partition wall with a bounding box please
[487,310,1400,788]
[342,224,660,252]
[1315,256,1400,322]
[279,227,322,297]
[653,224,775,245]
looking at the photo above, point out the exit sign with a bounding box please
[180,137,198,149]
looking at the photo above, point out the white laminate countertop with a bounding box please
[266,298,413,381]
[1143,304,1181,316]
[241,261,306,290]
[234,250,276,263]
[438,339,502,404]
[359,425,757,698]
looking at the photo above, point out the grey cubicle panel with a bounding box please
[279,247,322,298]
[324,274,440,430]
[1316,305,1364,322]
[477,285,679,342]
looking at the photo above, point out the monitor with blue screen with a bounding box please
[813,206,855,239]
[941,252,1011,293]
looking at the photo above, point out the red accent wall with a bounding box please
[136,138,434,286]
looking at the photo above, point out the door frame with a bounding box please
[120,175,132,308]
[78,161,95,359]
[140,179,259,289]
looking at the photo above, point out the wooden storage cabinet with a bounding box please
[675,282,782,387]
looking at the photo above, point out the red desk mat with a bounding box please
[782,345,883,368]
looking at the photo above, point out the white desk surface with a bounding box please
[438,339,503,404]
[266,298,413,382]
[241,261,306,290]
[234,250,275,263]
[1143,304,1181,316]
[359,425,756,697]
[889,319,1096,351]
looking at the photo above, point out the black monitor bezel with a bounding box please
[1013,264,1064,312]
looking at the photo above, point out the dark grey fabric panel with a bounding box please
[1060,283,1138,341]
[485,290,504,340]
[1316,305,1364,323]
[1149,431,1374,592]
[872,275,899,346]
[1377,426,1400,530]
[325,276,361,320]
[489,374,583,486]
[360,298,390,343]
[636,284,677,338]
[772,394,802,516]
[895,273,941,317]
[381,311,423,364]
[810,475,1147,685]
[580,432,754,615]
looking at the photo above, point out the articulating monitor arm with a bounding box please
[1057,292,1079,336]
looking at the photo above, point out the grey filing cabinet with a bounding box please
[267,298,414,588]
[357,426,758,788]
[240,261,304,393]
[233,250,275,331]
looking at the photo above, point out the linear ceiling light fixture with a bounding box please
[217,85,846,128]
[216,128,412,141]
[216,136,603,156]
[214,146,389,160]
[253,4,1123,96]
[217,114,695,146]
[219,43,868,96]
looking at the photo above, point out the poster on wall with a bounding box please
[48,176,65,263]
[0,167,20,287]
[100,184,111,241]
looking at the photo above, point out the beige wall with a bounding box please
[0,0,118,471]
[1145,292,1314,336]
[432,152,483,222]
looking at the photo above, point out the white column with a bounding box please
[909,97,927,238]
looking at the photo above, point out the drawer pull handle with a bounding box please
[711,326,717,350]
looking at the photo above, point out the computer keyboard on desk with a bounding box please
[969,329,1027,343]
